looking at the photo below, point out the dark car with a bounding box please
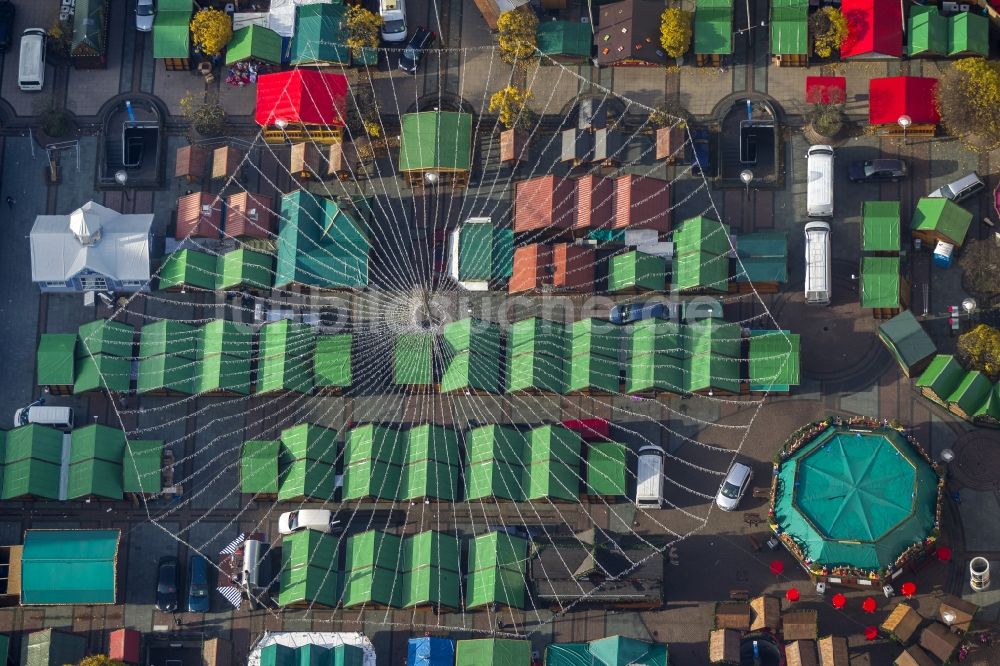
[0,1,16,52]
[398,27,435,74]
[848,159,907,183]
[610,302,675,325]
[187,554,210,612]
[156,556,180,612]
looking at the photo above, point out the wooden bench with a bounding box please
[744,512,762,526]
[753,486,770,499]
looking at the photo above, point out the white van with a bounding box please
[18,29,47,92]
[804,221,832,305]
[806,145,834,218]
[379,0,407,42]
[635,445,665,508]
[13,405,74,430]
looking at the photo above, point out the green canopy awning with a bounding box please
[736,232,788,284]
[609,251,666,292]
[137,354,196,394]
[74,354,131,393]
[586,442,628,496]
[158,249,218,291]
[394,332,434,385]
[537,20,592,59]
[152,10,191,59]
[37,334,77,386]
[275,192,370,289]
[915,354,965,403]
[21,530,119,604]
[773,426,939,573]
[907,6,947,56]
[673,216,731,291]
[216,248,274,290]
[226,24,282,65]
[122,440,164,494]
[342,459,402,500]
[240,439,281,494]
[2,425,63,500]
[770,0,808,55]
[912,197,973,247]
[457,223,514,282]
[877,310,936,374]
[748,330,800,391]
[589,637,668,666]
[78,319,134,357]
[139,320,199,359]
[290,2,350,65]
[456,640,531,666]
[278,531,339,607]
[860,256,900,309]
[314,334,352,387]
[66,458,123,500]
[198,319,253,358]
[194,353,252,394]
[948,11,989,57]
[399,112,473,172]
[694,0,734,55]
[862,201,901,252]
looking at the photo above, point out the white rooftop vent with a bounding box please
[69,203,104,247]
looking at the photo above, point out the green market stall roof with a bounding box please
[66,424,125,500]
[908,6,988,57]
[240,439,282,494]
[586,442,628,496]
[735,232,788,284]
[152,5,191,59]
[395,332,435,385]
[748,330,800,391]
[878,310,936,377]
[278,530,340,607]
[672,216,731,291]
[609,251,666,292]
[226,24,283,65]
[772,424,941,577]
[537,21,592,60]
[216,248,274,291]
[694,0,734,55]
[948,11,989,56]
[862,201,901,252]
[455,640,532,666]
[158,249,218,291]
[860,256,900,309]
[916,354,966,404]
[122,439,164,494]
[314,334,352,388]
[454,221,514,284]
[911,197,974,247]
[198,319,253,358]
[21,529,120,604]
[588,637,669,666]
[37,334,77,386]
[24,629,86,666]
[290,2,350,65]
[139,320,199,359]
[770,0,808,55]
[2,425,63,500]
[137,353,196,394]
[399,112,473,172]
[74,354,131,393]
[78,319,134,357]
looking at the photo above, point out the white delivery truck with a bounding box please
[13,405,74,430]
[806,145,834,218]
[804,221,832,305]
[635,445,665,508]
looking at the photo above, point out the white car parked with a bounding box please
[715,462,753,511]
[278,510,339,535]
[136,0,155,32]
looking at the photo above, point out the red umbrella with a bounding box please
[936,546,953,562]
[832,593,846,609]
[769,560,784,576]
[862,597,877,613]
[785,588,800,602]
[864,626,879,641]
[901,581,916,598]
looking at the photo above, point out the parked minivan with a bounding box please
[635,445,665,508]
[18,28,46,91]
[928,172,985,203]
[806,145,834,218]
[13,405,73,430]
[804,221,832,305]
[379,0,407,42]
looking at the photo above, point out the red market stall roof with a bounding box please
[841,0,902,58]
[805,76,846,104]
[255,70,348,127]
[869,77,940,125]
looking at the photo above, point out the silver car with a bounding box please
[715,462,753,511]
[136,0,155,32]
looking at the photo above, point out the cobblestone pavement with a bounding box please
[1,1,1000,665]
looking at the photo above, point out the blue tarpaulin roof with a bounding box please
[408,638,456,666]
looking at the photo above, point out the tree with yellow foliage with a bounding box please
[811,7,847,59]
[489,86,533,129]
[937,58,1000,151]
[659,8,692,59]
[346,5,383,59]
[190,8,233,57]
[496,9,538,66]
[958,324,1000,381]
[77,656,126,666]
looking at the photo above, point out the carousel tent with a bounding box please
[255,70,348,127]
[772,426,939,574]
[226,24,283,65]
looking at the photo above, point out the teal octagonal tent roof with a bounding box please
[773,425,939,573]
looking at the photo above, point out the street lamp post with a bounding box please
[114,169,130,202]
[897,115,912,145]
[740,169,754,199]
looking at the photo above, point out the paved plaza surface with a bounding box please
[1,1,1000,665]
